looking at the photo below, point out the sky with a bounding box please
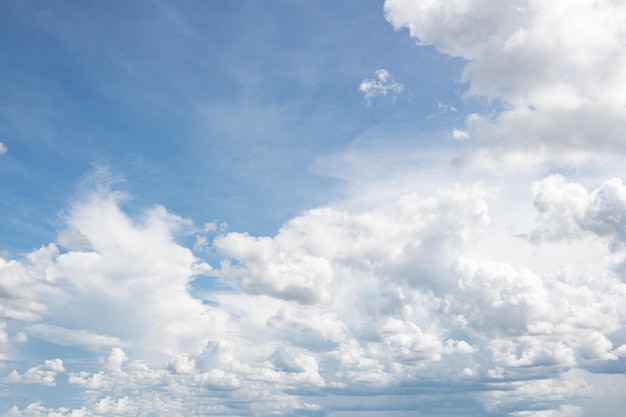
[1,0,626,416]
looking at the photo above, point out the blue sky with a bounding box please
[2,1,626,416]
[0,0,470,253]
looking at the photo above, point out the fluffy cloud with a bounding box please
[40,190,223,356]
[0,246,56,322]
[0,142,7,155]
[452,128,470,141]
[210,179,626,412]
[385,0,626,166]
[530,175,626,249]
[5,359,65,387]
[2,175,626,416]
[529,175,626,287]
[214,186,490,306]
[359,69,404,104]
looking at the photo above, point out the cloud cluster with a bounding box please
[5,359,64,387]
[3,175,626,416]
[385,0,626,167]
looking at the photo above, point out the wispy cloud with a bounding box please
[359,69,404,104]
[23,324,127,349]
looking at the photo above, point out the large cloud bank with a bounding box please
[2,176,626,416]
[385,0,626,167]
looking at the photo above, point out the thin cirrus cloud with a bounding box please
[2,1,626,417]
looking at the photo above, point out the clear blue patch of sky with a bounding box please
[0,0,481,255]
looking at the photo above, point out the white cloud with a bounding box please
[528,175,626,288]
[42,190,224,356]
[452,128,470,141]
[0,142,7,155]
[5,359,65,387]
[530,175,626,250]
[385,0,626,167]
[0,322,8,360]
[214,186,490,308]
[23,324,126,348]
[2,175,626,416]
[0,245,55,322]
[92,397,136,416]
[359,69,404,104]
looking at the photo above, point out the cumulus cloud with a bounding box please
[0,142,7,155]
[5,359,65,387]
[214,186,490,304]
[2,176,626,416]
[45,190,222,355]
[528,175,626,285]
[530,175,626,249]
[209,181,626,412]
[359,69,404,104]
[385,0,626,166]
[0,245,55,322]
[0,183,224,364]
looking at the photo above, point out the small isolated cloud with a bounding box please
[428,101,459,119]
[0,142,7,155]
[452,128,470,141]
[438,101,457,113]
[359,69,404,104]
